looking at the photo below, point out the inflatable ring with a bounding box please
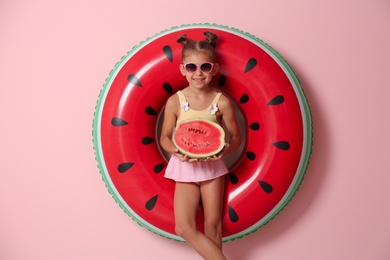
[93,23,312,242]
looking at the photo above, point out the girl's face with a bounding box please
[180,52,219,90]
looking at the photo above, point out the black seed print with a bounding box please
[273,141,290,150]
[142,137,155,145]
[246,151,256,160]
[111,117,128,126]
[229,173,239,185]
[258,180,273,193]
[163,46,173,62]
[153,163,165,174]
[244,58,257,73]
[128,74,142,87]
[163,82,173,94]
[145,106,158,116]
[239,94,249,104]
[218,75,226,87]
[228,205,239,222]
[268,95,284,105]
[249,122,260,130]
[145,195,158,210]
[118,162,134,173]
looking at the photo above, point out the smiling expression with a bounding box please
[180,52,219,89]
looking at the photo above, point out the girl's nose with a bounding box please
[194,67,203,74]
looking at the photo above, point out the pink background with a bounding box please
[1,0,389,259]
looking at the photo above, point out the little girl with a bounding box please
[160,31,241,260]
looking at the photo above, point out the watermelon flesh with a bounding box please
[173,119,225,159]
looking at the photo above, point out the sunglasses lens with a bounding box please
[185,63,197,72]
[200,63,213,72]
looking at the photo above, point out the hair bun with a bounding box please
[177,34,188,45]
[204,31,218,48]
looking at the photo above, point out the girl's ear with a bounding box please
[212,63,220,75]
[179,64,186,76]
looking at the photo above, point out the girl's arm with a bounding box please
[218,95,242,157]
[160,95,179,154]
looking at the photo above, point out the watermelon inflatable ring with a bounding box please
[92,23,313,242]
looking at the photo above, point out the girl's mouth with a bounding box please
[193,78,205,83]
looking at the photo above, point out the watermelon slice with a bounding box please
[173,119,225,159]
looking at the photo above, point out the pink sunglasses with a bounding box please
[183,62,215,73]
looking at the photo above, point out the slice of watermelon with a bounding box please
[173,119,225,159]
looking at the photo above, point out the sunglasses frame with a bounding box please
[183,62,215,73]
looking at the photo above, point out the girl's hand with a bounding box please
[205,143,230,161]
[173,150,199,162]
[204,155,222,161]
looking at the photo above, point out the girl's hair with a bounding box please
[177,31,218,62]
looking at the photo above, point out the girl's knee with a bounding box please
[204,219,222,234]
[175,223,197,238]
[204,220,223,248]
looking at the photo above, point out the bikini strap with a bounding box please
[212,92,223,105]
[177,90,186,103]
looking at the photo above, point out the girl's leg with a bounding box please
[174,182,227,260]
[200,176,226,249]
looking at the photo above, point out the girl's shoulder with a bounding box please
[217,92,229,103]
[166,92,180,107]
[216,92,233,111]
